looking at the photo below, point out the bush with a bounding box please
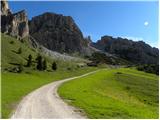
[10,41,14,44]
[137,64,159,75]
[116,72,122,74]
[67,67,71,70]
[17,47,22,54]
[125,86,130,90]
[9,64,23,73]
[18,64,23,73]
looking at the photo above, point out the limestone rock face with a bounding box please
[1,1,11,16]
[92,35,159,64]
[1,1,29,39]
[29,12,89,54]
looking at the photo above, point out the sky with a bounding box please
[9,1,158,47]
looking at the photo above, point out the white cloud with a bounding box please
[144,21,149,26]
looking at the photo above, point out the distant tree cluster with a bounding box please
[26,54,57,71]
[88,52,118,66]
[90,52,107,63]
[137,64,159,75]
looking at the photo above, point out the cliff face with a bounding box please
[92,35,159,64]
[1,1,29,39]
[1,0,11,16]
[29,12,89,54]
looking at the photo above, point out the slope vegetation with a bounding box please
[1,33,98,118]
[58,68,159,118]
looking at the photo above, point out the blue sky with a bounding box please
[9,1,158,47]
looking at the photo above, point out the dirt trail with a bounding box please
[11,70,99,119]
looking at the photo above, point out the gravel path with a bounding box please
[11,70,99,119]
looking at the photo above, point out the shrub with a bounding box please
[125,86,130,90]
[17,47,22,54]
[67,67,71,70]
[116,72,122,74]
[18,64,23,73]
[9,64,23,73]
[137,64,159,75]
[10,41,14,44]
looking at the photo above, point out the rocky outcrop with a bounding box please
[29,12,90,54]
[92,35,159,64]
[1,0,11,16]
[1,1,29,39]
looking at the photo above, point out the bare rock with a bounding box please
[1,1,29,39]
[1,0,11,16]
[92,35,159,64]
[29,12,89,54]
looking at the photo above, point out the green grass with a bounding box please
[58,68,159,119]
[2,67,98,118]
[1,33,38,69]
[1,33,99,118]
[1,33,159,119]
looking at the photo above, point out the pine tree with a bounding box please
[36,55,43,70]
[27,54,32,67]
[52,62,57,70]
[43,59,47,70]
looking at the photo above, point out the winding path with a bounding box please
[11,70,99,119]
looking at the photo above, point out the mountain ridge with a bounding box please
[1,0,159,65]
[92,35,159,64]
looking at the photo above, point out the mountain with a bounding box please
[29,12,92,55]
[92,35,159,64]
[1,1,158,65]
[1,1,29,39]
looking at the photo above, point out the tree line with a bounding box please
[26,54,57,71]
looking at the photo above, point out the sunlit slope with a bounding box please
[1,33,88,71]
[1,33,98,118]
[58,68,159,118]
[1,33,37,68]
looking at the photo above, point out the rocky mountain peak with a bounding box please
[1,1,29,39]
[1,1,11,16]
[29,12,90,54]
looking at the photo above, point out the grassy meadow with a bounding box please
[58,68,159,119]
[1,33,99,118]
[2,67,98,118]
[1,33,159,119]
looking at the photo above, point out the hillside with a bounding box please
[1,33,98,118]
[1,33,88,72]
[59,68,159,118]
